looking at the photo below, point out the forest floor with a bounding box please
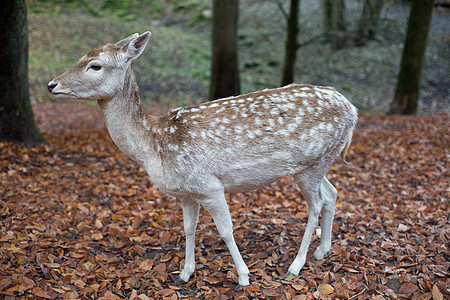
[0,102,448,299]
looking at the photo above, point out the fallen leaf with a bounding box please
[318,284,334,295]
[432,284,443,300]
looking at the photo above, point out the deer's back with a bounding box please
[154,84,357,194]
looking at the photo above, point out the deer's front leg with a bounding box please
[202,192,250,287]
[179,198,200,283]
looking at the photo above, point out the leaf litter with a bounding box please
[0,102,448,299]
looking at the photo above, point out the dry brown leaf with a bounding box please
[432,284,443,300]
[318,283,334,295]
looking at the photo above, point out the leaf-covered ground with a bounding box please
[1,102,449,299]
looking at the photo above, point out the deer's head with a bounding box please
[48,32,151,101]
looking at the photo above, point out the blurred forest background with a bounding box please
[27,0,449,114]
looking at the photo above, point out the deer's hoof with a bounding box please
[175,276,188,285]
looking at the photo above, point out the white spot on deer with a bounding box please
[316,106,323,114]
[190,108,200,113]
[175,108,188,119]
[210,103,219,108]
[289,140,299,149]
[307,106,314,114]
[298,107,304,116]
[199,105,207,110]
[280,102,296,110]
[215,106,226,114]
[262,136,274,143]
[168,143,179,151]
[309,126,318,139]
[142,118,150,131]
[279,129,290,136]
[287,122,297,133]
[317,123,326,131]
[169,125,177,133]
[201,131,207,139]
[270,107,279,115]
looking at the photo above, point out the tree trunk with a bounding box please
[356,0,385,46]
[0,0,45,145]
[331,0,346,50]
[367,0,384,41]
[281,0,300,86]
[388,0,434,115]
[322,0,333,42]
[209,0,240,100]
[356,0,371,46]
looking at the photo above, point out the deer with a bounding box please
[48,32,358,287]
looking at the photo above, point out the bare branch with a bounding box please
[272,0,289,21]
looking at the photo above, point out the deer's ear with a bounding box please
[115,33,139,47]
[125,32,151,62]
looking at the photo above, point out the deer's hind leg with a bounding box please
[287,175,338,276]
[313,177,337,260]
[287,174,324,276]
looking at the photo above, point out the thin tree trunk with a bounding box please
[0,0,45,145]
[209,0,240,100]
[356,0,385,46]
[331,0,345,50]
[367,0,384,40]
[322,0,333,42]
[356,0,371,46]
[281,0,300,86]
[388,0,434,115]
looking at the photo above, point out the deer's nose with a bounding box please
[48,82,58,92]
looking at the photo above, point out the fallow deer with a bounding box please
[48,32,358,287]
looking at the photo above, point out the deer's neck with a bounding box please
[97,67,161,167]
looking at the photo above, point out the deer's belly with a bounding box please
[218,158,297,193]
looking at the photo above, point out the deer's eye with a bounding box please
[90,64,102,71]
